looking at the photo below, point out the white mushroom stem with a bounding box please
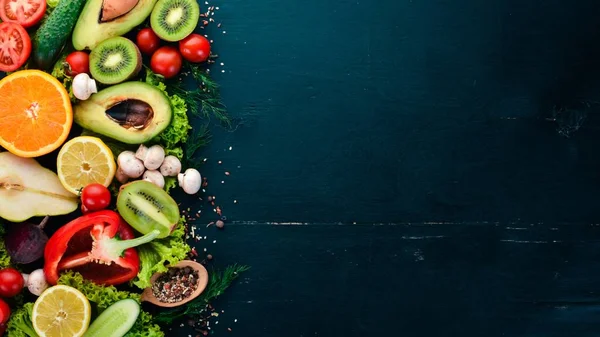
[72,73,97,100]
[117,151,145,178]
[178,168,202,194]
[22,269,49,296]
[143,170,165,188]
[160,155,182,176]
[136,144,165,170]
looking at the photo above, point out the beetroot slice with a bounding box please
[5,222,48,264]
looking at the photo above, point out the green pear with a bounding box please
[0,152,78,222]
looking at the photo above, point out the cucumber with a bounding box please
[83,299,140,337]
[32,0,88,70]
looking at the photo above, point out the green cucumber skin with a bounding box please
[32,0,88,70]
[83,299,140,337]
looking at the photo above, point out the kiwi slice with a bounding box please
[150,0,200,42]
[90,37,142,85]
[117,180,180,239]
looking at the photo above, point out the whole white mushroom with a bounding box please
[117,151,145,178]
[136,145,165,170]
[178,168,202,194]
[159,155,182,176]
[22,269,49,296]
[143,170,165,188]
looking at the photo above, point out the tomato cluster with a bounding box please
[0,268,25,332]
[0,0,47,72]
[136,28,212,79]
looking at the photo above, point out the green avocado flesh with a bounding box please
[73,82,172,144]
[72,0,157,51]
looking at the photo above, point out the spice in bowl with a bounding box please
[152,266,199,303]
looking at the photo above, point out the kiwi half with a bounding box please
[150,0,200,42]
[90,37,142,85]
[117,180,180,239]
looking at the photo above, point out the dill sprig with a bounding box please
[152,264,250,325]
[184,123,211,167]
[166,63,231,127]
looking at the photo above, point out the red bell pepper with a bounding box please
[44,210,161,286]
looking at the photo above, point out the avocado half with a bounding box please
[72,0,158,51]
[74,82,172,144]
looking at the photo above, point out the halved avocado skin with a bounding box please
[72,0,158,51]
[73,82,172,144]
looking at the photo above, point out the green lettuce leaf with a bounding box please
[144,70,191,160]
[50,53,77,103]
[131,216,190,289]
[6,303,37,337]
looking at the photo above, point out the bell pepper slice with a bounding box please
[44,210,160,286]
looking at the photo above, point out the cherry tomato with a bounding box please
[0,268,24,298]
[81,183,111,212]
[136,28,161,55]
[0,298,9,326]
[0,0,46,28]
[150,46,182,79]
[179,34,211,63]
[0,22,31,72]
[65,51,90,76]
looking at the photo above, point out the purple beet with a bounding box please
[5,216,49,264]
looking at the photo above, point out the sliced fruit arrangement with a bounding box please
[56,136,117,195]
[0,0,235,336]
[89,37,142,84]
[0,69,72,157]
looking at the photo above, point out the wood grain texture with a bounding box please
[181,0,600,336]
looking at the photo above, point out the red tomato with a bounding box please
[150,46,182,79]
[179,34,211,63]
[0,268,23,298]
[0,0,46,28]
[0,22,31,72]
[0,299,9,326]
[136,28,161,55]
[81,183,111,212]
[65,51,90,76]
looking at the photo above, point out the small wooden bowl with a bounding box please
[141,260,209,307]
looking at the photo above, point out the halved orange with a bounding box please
[0,69,73,158]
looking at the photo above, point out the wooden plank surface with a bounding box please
[173,0,600,336]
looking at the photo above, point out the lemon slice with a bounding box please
[57,136,117,194]
[32,285,92,337]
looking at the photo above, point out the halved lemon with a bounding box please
[32,285,92,337]
[56,136,117,195]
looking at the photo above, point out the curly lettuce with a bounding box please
[6,303,37,337]
[131,216,190,289]
[144,70,191,160]
[0,223,11,269]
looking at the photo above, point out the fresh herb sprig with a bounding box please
[153,264,250,325]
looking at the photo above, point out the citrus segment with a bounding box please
[0,69,73,158]
[32,285,91,337]
[56,136,117,195]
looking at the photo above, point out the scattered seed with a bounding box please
[207,254,213,260]
[216,220,225,229]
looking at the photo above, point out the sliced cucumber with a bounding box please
[83,299,140,337]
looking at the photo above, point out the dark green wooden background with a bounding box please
[189,0,600,336]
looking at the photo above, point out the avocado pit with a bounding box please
[100,0,140,22]
[106,99,154,130]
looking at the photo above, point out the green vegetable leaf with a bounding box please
[131,217,190,289]
[6,303,38,337]
[46,0,60,8]
[50,52,77,103]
